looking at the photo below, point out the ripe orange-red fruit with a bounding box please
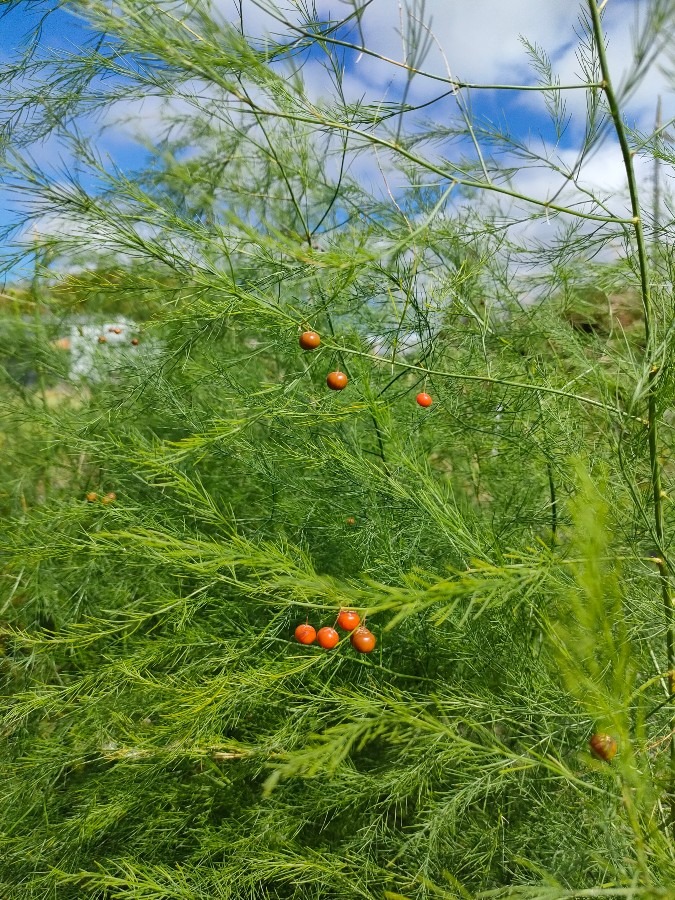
[86,491,98,502]
[326,371,348,391]
[336,609,360,631]
[350,626,376,653]
[294,623,317,645]
[416,392,433,407]
[101,492,117,505]
[317,626,340,649]
[589,733,617,761]
[299,331,321,350]
[131,338,139,346]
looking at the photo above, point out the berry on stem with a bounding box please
[326,371,348,391]
[131,338,139,346]
[294,623,317,645]
[299,331,321,350]
[416,392,433,408]
[317,626,340,649]
[101,492,117,505]
[350,627,376,653]
[336,609,360,631]
[86,491,98,502]
[589,733,617,761]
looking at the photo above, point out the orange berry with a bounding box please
[316,626,340,649]
[416,392,433,407]
[294,623,317,645]
[85,491,98,502]
[131,338,139,346]
[350,626,376,653]
[101,492,117,505]
[589,733,617,761]
[336,609,360,631]
[326,371,348,391]
[299,331,321,350]
[98,335,107,344]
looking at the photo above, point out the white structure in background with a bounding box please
[67,317,139,380]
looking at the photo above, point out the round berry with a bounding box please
[101,492,117,505]
[326,371,348,391]
[589,733,617,761]
[131,338,139,346]
[294,623,317,645]
[299,331,321,350]
[98,335,107,344]
[336,609,360,631]
[345,517,356,526]
[317,626,340,649]
[350,627,376,653]
[416,392,433,408]
[86,491,98,502]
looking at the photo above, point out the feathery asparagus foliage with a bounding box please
[2,0,675,896]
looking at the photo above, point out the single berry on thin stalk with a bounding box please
[350,627,376,653]
[416,392,433,408]
[299,331,321,350]
[294,623,317,645]
[326,371,348,391]
[336,609,360,631]
[317,626,340,649]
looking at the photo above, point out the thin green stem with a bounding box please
[263,10,603,93]
[219,88,636,225]
[587,0,674,835]
[334,345,629,418]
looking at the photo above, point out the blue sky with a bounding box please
[1,0,673,281]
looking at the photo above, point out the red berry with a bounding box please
[299,331,321,350]
[294,623,317,645]
[336,609,360,631]
[317,626,340,649]
[326,371,348,391]
[416,392,433,407]
[589,733,617,761]
[350,627,376,653]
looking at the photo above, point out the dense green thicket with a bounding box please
[2,1,675,897]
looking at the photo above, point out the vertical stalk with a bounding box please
[653,96,662,246]
[587,1,674,830]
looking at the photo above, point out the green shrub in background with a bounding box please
[1,1,675,896]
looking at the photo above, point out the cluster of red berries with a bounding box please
[294,609,376,653]
[299,331,433,407]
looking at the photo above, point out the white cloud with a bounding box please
[353,0,582,86]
